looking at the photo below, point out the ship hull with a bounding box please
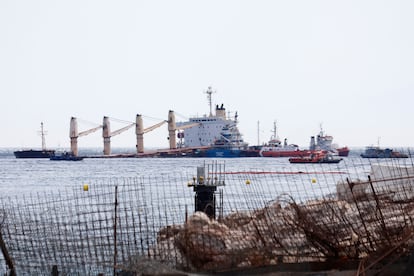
[14,150,55,159]
[205,148,243,158]
[50,156,83,161]
[361,147,408,158]
[261,150,310,158]
[337,147,350,157]
[289,158,342,164]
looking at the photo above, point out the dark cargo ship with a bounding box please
[14,149,55,159]
[14,122,56,159]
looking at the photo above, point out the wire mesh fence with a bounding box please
[1,158,414,275]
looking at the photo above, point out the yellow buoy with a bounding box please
[83,184,89,191]
[311,178,317,184]
[246,179,251,185]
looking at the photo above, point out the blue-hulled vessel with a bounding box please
[361,146,408,158]
[204,122,249,158]
[50,151,83,161]
[176,87,257,157]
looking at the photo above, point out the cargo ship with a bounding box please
[176,87,254,157]
[14,122,56,159]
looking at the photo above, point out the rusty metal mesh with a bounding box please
[1,158,414,274]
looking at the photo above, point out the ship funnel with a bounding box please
[310,136,316,151]
[215,104,226,119]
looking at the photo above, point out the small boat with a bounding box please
[14,122,56,159]
[50,151,84,161]
[260,122,310,157]
[360,146,408,158]
[336,146,350,157]
[289,151,343,164]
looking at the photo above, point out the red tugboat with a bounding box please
[289,151,343,164]
[260,122,310,157]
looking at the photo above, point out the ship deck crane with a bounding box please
[70,117,102,156]
[143,120,167,134]
[104,115,169,155]
[136,114,168,154]
[110,122,136,137]
[176,122,201,130]
[78,125,102,137]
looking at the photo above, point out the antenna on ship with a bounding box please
[38,122,48,150]
[319,123,324,136]
[205,86,216,116]
[271,120,279,140]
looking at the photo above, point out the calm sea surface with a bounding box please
[0,147,412,273]
[0,147,372,198]
[2,147,413,201]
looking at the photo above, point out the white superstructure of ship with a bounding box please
[176,87,245,149]
[309,125,350,157]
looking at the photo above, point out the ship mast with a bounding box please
[204,86,215,117]
[39,122,47,150]
[271,121,278,140]
[319,123,324,136]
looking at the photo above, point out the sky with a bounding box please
[1,1,413,150]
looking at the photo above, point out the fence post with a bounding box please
[113,185,118,276]
[367,175,391,245]
[51,265,58,276]
[346,177,375,251]
[0,211,16,276]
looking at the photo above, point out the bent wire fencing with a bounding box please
[1,158,414,274]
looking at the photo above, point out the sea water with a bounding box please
[0,148,371,197]
[0,147,410,273]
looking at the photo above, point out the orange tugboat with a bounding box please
[289,151,343,164]
[260,122,310,157]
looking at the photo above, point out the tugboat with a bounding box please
[14,122,56,159]
[309,126,349,157]
[50,151,84,161]
[289,151,343,164]
[260,122,310,157]
[361,146,408,158]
